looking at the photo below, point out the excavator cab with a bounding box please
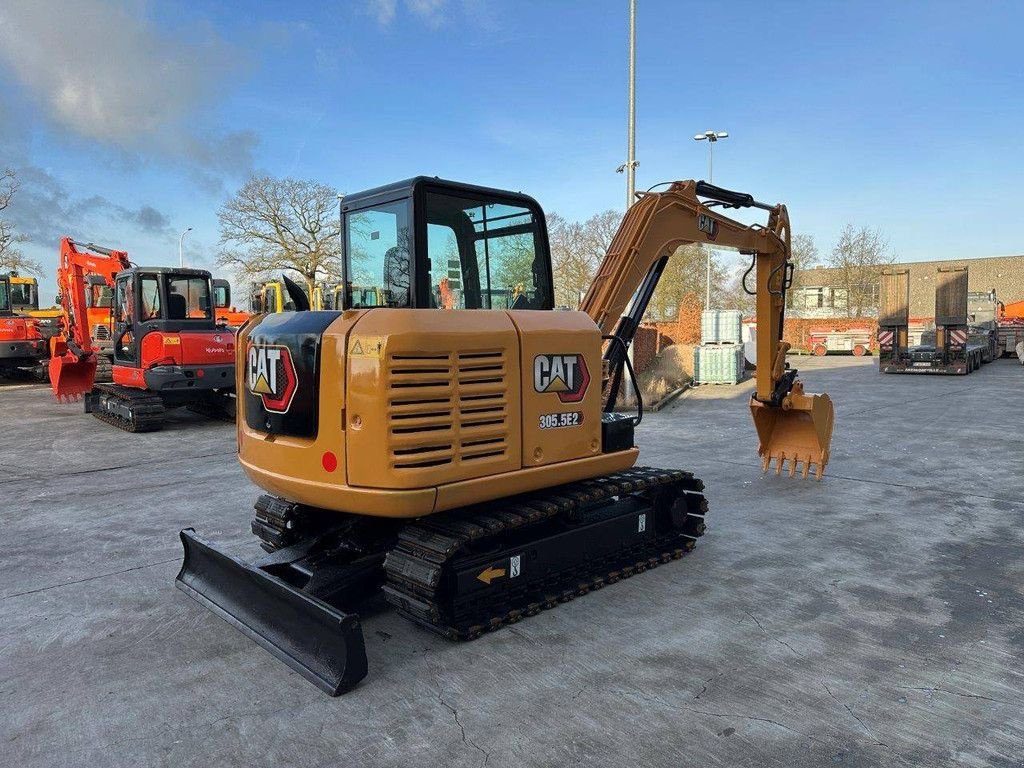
[339,177,554,312]
[111,268,207,357]
[0,274,47,378]
[250,279,312,313]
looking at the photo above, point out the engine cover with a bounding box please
[243,311,339,438]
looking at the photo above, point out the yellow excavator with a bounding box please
[177,177,834,694]
[251,278,329,313]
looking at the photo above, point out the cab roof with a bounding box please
[340,176,545,213]
[120,266,213,279]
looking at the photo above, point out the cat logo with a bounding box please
[534,354,590,403]
[697,213,719,240]
[247,343,298,413]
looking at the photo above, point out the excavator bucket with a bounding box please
[750,385,835,480]
[175,529,369,696]
[49,353,97,401]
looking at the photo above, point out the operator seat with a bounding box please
[167,292,187,320]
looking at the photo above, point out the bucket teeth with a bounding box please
[761,450,826,481]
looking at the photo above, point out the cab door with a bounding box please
[112,275,138,367]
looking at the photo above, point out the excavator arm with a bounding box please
[50,237,131,399]
[580,180,834,478]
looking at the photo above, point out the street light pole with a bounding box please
[178,226,192,268]
[692,130,728,308]
[612,0,639,403]
[692,129,728,184]
[616,0,638,209]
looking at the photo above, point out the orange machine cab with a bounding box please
[0,286,46,375]
[108,266,235,393]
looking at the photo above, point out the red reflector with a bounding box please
[196,368,205,377]
[322,451,338,472]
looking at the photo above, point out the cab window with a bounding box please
[424,192,549,310]
[115,278,133,324]
[9,281,36,310]
[278,284,299,313]
[345,200,411,308]
[0,281,10,312]
[168,276,211,320]
[86,282,113,309]
[140,277,161,320]
[214,284,230,308]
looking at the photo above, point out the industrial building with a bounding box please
[788,254,1024,319]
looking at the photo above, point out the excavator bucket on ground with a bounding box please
[750,381,834,480]
[176,529,370,695]
[49,352,97,401]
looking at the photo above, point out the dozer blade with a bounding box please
[750,387,834,480]
[49,353,97,401]
[175,529,368,696]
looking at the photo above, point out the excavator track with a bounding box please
[383,466,707,640]
[87,383,165,432]
[186,391,237,423]
[94,356,113,383]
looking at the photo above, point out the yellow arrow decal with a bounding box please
[476,566,506,585]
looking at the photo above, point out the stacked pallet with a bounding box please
[694,310,745,385]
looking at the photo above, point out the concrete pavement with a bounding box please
[1,357,1022,767]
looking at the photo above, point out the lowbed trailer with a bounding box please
[879,266,994,375]
[888,331,987,375]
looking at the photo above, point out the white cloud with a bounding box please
[369,0,452,27]
[0,0,251,174]
[407,0,446,25]
[369,0,398,25]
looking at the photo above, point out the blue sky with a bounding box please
[1,0,1022,299]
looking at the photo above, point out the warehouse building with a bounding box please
[788,254,1024,319]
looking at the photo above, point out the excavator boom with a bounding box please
[50,238,131,399]
[580,180,833,478]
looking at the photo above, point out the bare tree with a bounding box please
[217,176,341,295]
[548,207,732,320]
[646,243,728,321]
[0,168,40,275]
[719,267,756,316]
[548,210,619,309]
[790,233,820,275]
[828,224,894,317]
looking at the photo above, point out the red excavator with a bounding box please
[50,237,237,431]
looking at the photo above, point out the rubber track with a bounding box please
[382,466,707,640]
[90,383,165,433]
[186,393,236,423]
[94,356,113,383]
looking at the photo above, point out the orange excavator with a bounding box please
[177,177,835,694]
[212,279,251,328]
[50,238,237,431]
[0,272,47,379]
